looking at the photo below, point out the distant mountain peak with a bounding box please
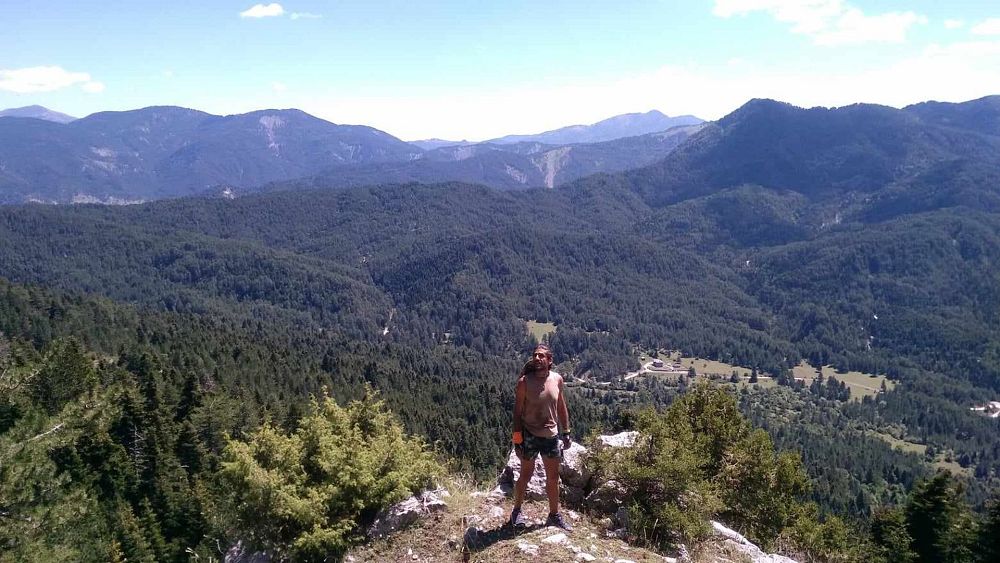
[409,138,473,151]
[0,105,76,123]
[487,110,704,146]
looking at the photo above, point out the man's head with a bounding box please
[529,344,553,372]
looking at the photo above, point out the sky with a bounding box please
[2,0,1000,141]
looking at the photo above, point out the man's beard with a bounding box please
[526,358,547,373]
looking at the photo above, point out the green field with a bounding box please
[792,361,894,400]
[870,432,926,455]
[869,432,973,477]
[634,351,777,389]
[526,320,557,342]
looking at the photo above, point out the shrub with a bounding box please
[591,384,809,551]
[219,389,438,562]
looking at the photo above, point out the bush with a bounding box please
[591,384,809,550]
[219,389,439,562]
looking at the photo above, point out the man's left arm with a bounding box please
[557,376,571,447]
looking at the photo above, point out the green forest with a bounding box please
[1,148,999,561]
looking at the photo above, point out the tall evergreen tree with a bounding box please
[905,472,977,563]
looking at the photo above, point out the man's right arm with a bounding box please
[512,376,525,443]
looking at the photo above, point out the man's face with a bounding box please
[532,349,552,371]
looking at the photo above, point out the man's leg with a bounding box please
[542,455,560,515]
[513,455,535,511]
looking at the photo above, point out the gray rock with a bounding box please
[368,490,449,538]
[223,541,270,563]
[585,479,625,513]
[598,431,639,448]
[560,441,592,489]
[711,521,799,563]
[497,448,547,500]
[497,443,588,504]
[517,541,540,557]
[541,532,568,545]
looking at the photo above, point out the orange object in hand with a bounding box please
[512,431,524,445]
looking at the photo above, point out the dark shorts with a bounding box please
[516,431,562,460]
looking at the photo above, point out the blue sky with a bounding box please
[3,1,1000,140]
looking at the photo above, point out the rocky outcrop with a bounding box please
[711,521,799,563]
[597,431,638,448]
[367,489,449,538]
[493,431,641,509]
[344,430,806,562]
[494,440,592,505]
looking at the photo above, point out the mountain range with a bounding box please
[267,123,703,193]
[4,97,999,208]
[0,106,421,203]
[622,97,1000,226]
[486,109,703,145]
[0,105,705,203]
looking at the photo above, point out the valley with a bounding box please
[1,95,999,562]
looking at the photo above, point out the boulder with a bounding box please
[585,479,625,513]
[368,490,449,539]
[560,441,592,489]
[497,441,589,504]
[597,431,638,449]
[497,448,548,500]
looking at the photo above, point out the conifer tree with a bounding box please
[905,472,977,563]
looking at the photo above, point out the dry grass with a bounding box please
[869,432,926,455]
[525,320,557,343]
[792,361,894,400]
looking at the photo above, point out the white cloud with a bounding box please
[239,3,285,18]
[971,18,1000,36]
[0,66,99,93]
[944,19,964,30]
[712,0,926,46]
[290,12,322,20]
[162,69,175,79]
[82,81,105,93]
[272,81,288,92]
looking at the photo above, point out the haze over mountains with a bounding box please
[3,97,1000,208]
[487,109,703,145]
[410,109,703,149]
[0,104,76,123]
[0,105,705,203]
[0,106,421,203]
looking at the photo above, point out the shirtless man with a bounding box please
[510,343,572,531]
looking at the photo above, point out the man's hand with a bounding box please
[560,433,571,450]
[513,431,523,445]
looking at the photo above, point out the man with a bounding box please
[510,343,572,531]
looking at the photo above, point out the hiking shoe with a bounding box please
[510,507,527,529]
[545,512,573,532]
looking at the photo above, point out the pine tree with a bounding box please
[979,495,1000,563]
[871,507,915,563]
[905,472,977,563]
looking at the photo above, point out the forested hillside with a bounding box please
[2,96,1000,561]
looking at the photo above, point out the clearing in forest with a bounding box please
[525,320,556,342]
[791,361,894,400]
